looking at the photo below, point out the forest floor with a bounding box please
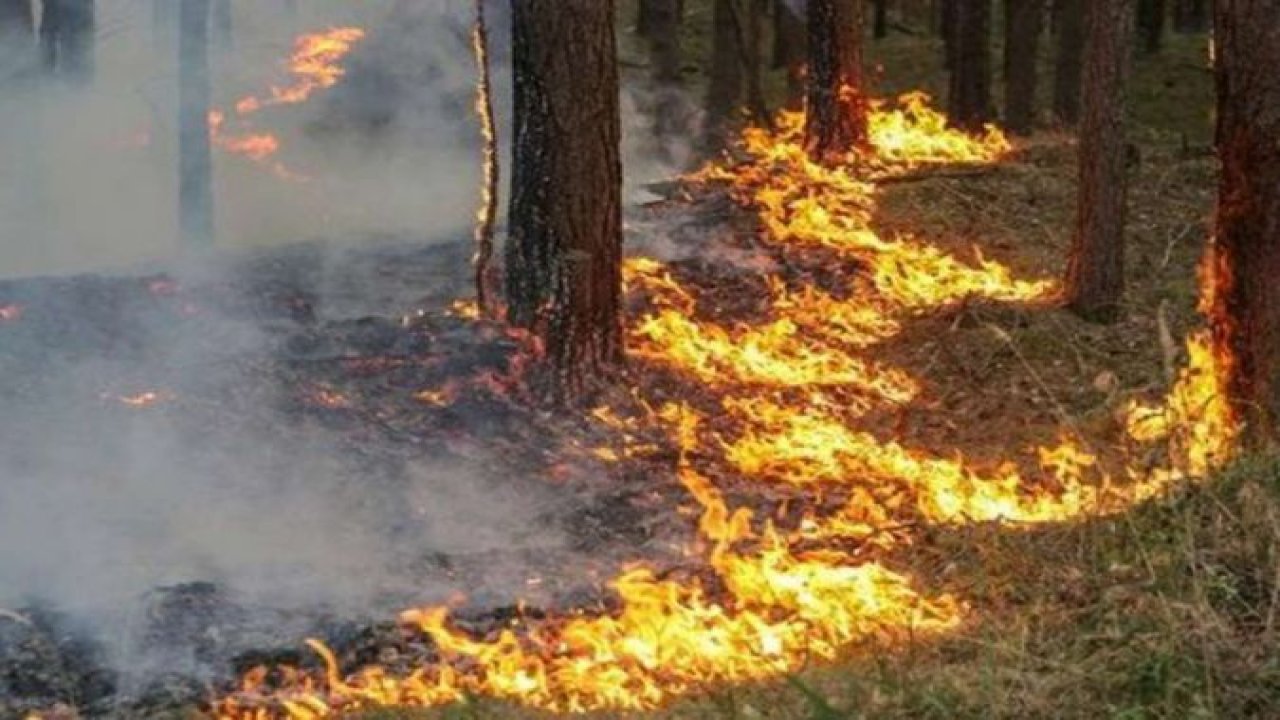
[345,15,1280,720]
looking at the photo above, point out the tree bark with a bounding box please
[947,0,992,130]
[873,0,890,38]
[1208,0,1280,444]
[704,0,743,148]
[941,0,957,69]
[805,0,868,161]
[1173,0,1209,31]
[740,0,771,127]
[211,0,232,51]
[1053,0,1085,125]
[506,0,623,398]
[649,0,683,138]
[40,0,94,82]
[772,0,807,109]
[0,0,34,78]
[1137,0,1165,52]
[179,0,213,248]
[1063,0,1133,322]
[1004,0,1043,135]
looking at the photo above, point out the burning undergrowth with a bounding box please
[177,97,1234,718]
[4,92,1239,718]
[0,241,678,719]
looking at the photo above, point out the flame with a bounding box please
[116,391,168,408]
[0,303,23,322]
[210,27,365,174]
[470,1,501,316]
[213,94,1241,718]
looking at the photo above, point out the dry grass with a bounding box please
[345,13,1280,720]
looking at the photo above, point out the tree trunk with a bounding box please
[947,0,992,130]
[1207,0,1280,445]
[1173,0,1208,31]
[1053,0,1084,125]
[506,0,623,398]
[741,0,771,127]
[0,0,35,77]
[704,0,743,148]
[1004,0,1043,135]
[40,0,95,82]
[637,0,655,35]
[1137,0,1165,52]
[649,0,682,138]
[211,0,232,51]
[941,0,957,69]
[772,0,807,109]
[873,0,890,38]
[805,0,868,161]
[179,0,213,248]
[1063,0,1133,321]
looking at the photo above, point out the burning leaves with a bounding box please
[211,95,1242,718]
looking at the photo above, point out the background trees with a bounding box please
[178,0,213,248]
[505,0,623,397]
[1002,0,1042,135]
[946,0,992,130]
[41,0,95,82]
[1063,0,1135,320]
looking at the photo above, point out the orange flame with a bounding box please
[210,27,365,175]
[213,94,1240,719]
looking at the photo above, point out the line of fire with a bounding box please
[1,1,1276,719]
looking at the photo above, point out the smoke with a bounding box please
[0,0,694,689]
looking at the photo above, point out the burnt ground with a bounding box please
[0,239,686,718]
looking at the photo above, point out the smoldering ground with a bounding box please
[0,0,696,706]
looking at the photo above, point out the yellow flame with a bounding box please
[210,27,365,173]
[213,94,1240,719]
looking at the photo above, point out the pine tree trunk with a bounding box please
[805,0,868,161]
[637,0,655,35]
[1208,0,1280,444]
[179,0,213,248]
[1053,0,1084,125]
[873,0,890,38]
[741,0,771,127]
[772,0,807,109]
[506,0,623,398]
[649,0,682,138]
[941,0,957,69]
[1004,0,1042,135]
[212,0,232,51]
[1137,0,1165,52]
[947,0,992,130]
[704,0,743,148]
[1175,0,1208,30]
[41,0,95,82]
[0,0,34,76]
[1063,0,1133,322]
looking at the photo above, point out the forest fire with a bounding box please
[0,303,22,322]
[209,27,366,171]
[209,94,1243,719]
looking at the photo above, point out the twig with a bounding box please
[1157,300,1179,386]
